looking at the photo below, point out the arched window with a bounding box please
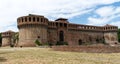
[59,31,64,41]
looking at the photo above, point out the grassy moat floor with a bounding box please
[0,47,120,64]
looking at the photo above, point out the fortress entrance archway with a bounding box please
[78,39,82,45]
[59,31,64,41]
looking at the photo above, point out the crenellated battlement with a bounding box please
[17,14,48,28]
[48,21,118,32]
[103,24,118,31]
[17,14,118,32]
[1,30,15,37]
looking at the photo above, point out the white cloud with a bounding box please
[95,6,115,17]
[0,0,119,32]
[88,17,110,25]
[88,6,120,26]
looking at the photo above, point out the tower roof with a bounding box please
[55,18,69,23]
[28,14,44,17]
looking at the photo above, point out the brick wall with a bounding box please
[52,45,120,53]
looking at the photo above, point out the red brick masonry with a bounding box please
[52,45,120,53]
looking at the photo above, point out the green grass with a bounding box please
[0,47,120,64]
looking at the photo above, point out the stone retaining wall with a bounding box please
[52,45,120,53]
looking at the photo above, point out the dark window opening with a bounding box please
[29,17,31,21]
[37,18,39,22]
[56,23,58,26]
[37,36,40,38]
[64,23,67,27]
[60,23,62,27]
[115,42,117,44]
[96,38,100,43]
[41,18,43,22]
[21,18,23,22]
[25,18,27,22]
[78,39,82,45]
[33,17,35,21]
[59,31,64,41]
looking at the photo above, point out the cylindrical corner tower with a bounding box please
[17,14,48,47]
[1,30,15,47]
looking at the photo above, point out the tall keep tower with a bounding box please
[1,30,15,47]
[17,14,48,47]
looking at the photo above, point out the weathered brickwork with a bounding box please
[52,46,120,53]
[1,30,15,47]
[15,14,119,47]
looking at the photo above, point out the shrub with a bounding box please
[35,39,42,46]
[48,42,53,46]
[64,42,68,45]
[43,42,53,46]
[56,41,68,45]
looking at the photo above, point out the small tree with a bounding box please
[11,32,19,47]
[35,39,42,46]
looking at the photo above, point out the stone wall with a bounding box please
[1,30,15,47]
[2,37,11,46]
[16,14,119,47]
[17,14,48,47]
[52,45,120,53]
[104,32,118,45]
[47,28,105,46]
[47,28,58,45]
[18,25,48,47]
[66,30,104,45]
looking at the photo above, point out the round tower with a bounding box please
[17,14,48,47]
[1,30,15,47]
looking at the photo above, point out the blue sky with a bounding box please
[0,0,120,32]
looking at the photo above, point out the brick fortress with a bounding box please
[1,14,119,47]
